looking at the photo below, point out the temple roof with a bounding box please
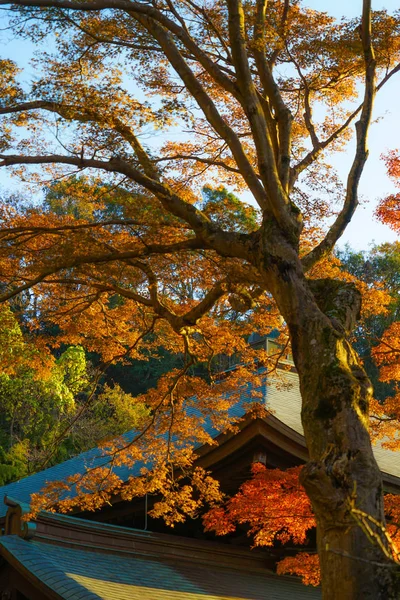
[0,535,320,600]
[0,505,321,599]
[0,370,399,519]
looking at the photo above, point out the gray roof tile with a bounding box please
[0,535,321,599]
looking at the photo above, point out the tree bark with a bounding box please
[256,232,399,599]
[296,318,396,599]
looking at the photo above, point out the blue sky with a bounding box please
[1,1,399,251]
[302,1,400,250]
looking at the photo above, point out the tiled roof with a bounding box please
[0,380,260,518]
[265,371,400,480]
[0,429,137,519]
[0,534,321,599]
[0,370,399,518]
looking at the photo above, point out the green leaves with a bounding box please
[201,186,260,233]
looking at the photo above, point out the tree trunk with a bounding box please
[297,325,397,599]
[257,235,399,599]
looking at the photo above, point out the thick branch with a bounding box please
[301,0,376,271]
[0,218,188,236]
[226,0,294,230]
[131,13,269,212]
[56,269,230,332]
[180,281,229,326]
[252,0,292,192]
[0,153,256,258]
[288,48,320,152]
[0,237,204,302]
[0,152,216,236]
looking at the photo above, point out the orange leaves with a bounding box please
[30,467,125,517]
[26,365,257,520]
[277,553,320,587]
[376,150,400,232]
[203,463,315,547]
[203,463,400,586]
[202,505,236,536]
[150,467,224,526]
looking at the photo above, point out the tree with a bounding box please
[200,244,400,587]
[0,303,149,480]
[0,304,83,480]
[0,1,400,596]
[203,464,400,587]
[337,242,400,401]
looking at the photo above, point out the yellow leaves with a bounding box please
[151,485,199,526]
[30,466,125,517]
[150,467,223,526]
[0,304,25,375]
[0,304,55,379]
[0,59,23,104]
[0,59,25,150]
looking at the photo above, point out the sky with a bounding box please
[1,1,399,252]
[302,0,400,250]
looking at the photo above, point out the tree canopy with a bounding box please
[1,0,400,597]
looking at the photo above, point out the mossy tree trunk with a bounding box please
[257,238,399,599]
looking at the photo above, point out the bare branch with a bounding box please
[0,100,161,179]
[252,0,292,193]
[0,218,188,235]
[290,62,400,191]
[226,0,295,230]
[154,153,247,176]
[302,0,377,271]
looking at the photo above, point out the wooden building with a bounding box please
[1,365,399,599]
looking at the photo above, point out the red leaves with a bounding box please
[203,463,320,585]
[204,463,400,586]
[277,553,320,587]
[370,320,400,448]
[203,463,315,546]
[376,193,400,233]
